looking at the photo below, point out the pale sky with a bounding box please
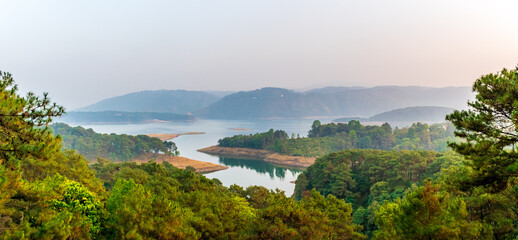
[1,0,517,109]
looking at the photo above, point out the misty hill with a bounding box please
[370,106,455,122]
[334,106,455,123]
[304,86,366,94]
[203,90,235,98]
[196,88,330,119]
[58,111,195,124]
[77,90,220,114]
[197,86,472,119]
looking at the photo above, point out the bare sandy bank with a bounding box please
[198,146,316,168]
[128,153,228,173]
[146,132,205,141]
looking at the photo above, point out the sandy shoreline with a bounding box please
[198,146,316,168]
[117,153,228,173]
[146,132,205,141]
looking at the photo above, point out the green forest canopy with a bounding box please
[50,123,178,161]
[218,120,456,156]
[293,149,463,237]
[293,66,518,239]
[2,65,518,239]
[0,71,366,239]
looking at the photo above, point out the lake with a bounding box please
[72,118,330,196]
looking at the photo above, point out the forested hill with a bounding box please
[293,149,465,238]
[197,86,472,119]
[218,120,456,157]
[0,71,366,239]
[334,106,455,123]
[76,90,220,114]
[50,123,178,161]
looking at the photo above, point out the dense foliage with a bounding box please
[293,150,458,204]
[293,149,463,237]
[218,128,289,149]
[0,71,104,238]
[294,66,518,239]
[50,123,178,161]
[372,67,518,239]
[219,120,455,157]
[89,160,365,239]
[0,71,365,239]
[3,65,517,239]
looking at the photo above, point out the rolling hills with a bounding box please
[75,86,473,120]
[334,106,455,123]
[196,86,472,119]
[76,90,220,114]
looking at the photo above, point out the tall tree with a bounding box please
[446,66,518,192]
[0,70,65,215]
[0,71,103,237]
[445,66,518,238]
[373,180,485,240]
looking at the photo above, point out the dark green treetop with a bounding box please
[446,66,518,192]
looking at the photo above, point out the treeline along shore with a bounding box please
[51,123,227,173]
[2,66,518,239]
[198,145,316,168]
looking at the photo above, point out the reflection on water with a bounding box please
[217,156,302,180]
[66,118,424,195]
[68,118,331,195]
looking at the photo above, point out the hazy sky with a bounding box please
[1,1,517,109]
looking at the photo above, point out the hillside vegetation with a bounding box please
[1,66,517,239]
[295,66,518,239]
[50,123,178,161]
[294,149,463,237]
[218,120,455,157]
[0,71,366,239]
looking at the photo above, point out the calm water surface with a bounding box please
[73,119,331,196]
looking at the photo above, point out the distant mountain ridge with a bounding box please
[197,86,472,119]
[76,86,473,120]
[76,90,220,114]
[196,87,328,119]
[304,86,366,94]
[334,106,455,123]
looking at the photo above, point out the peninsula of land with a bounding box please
[198,146,316,168]
[128,153,228,173]
[146,132,205,141]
